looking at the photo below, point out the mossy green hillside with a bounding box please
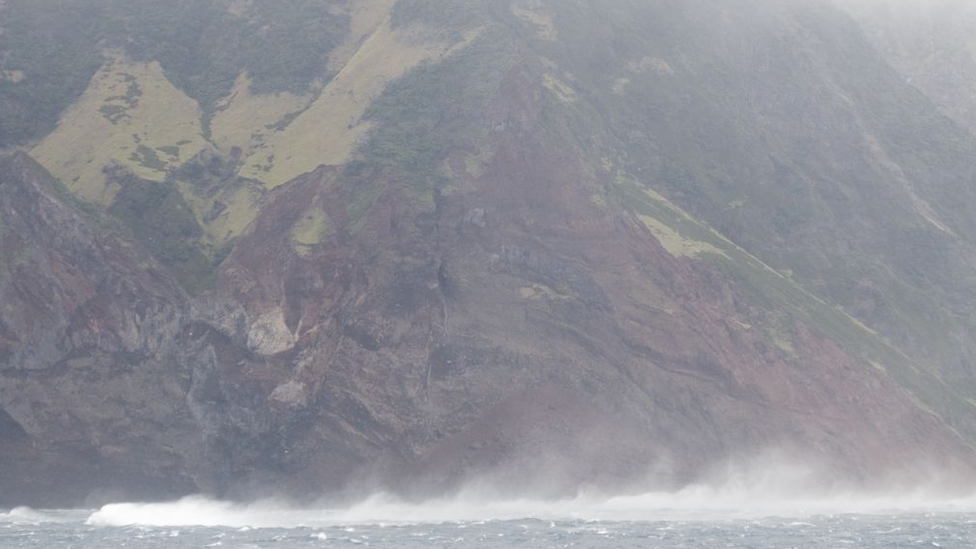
[0,0,350,149]
[353,22,514,226]
[109,177,215,294]
[614,174,976,443]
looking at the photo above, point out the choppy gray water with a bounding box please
[3,506,976,548]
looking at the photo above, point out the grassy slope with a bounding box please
[31,55,209,205]
[7,0,352,290]
[0,0,347,148]
[13,0,509,291]
[237,4,467,188]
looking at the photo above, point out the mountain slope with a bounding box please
[3,0,976,505]
[838,0,976,135]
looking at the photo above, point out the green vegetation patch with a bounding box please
[129,144,167,171]
[353,24,513,227]
[615,174,976,440]
[99,72,143,124]
[616,174,882,354]
[0,0,350,148]
[117,0,348,116]
[0,0,106,147]
[98,104,128,125]
[109,176,215,293]
[157,145,180,158]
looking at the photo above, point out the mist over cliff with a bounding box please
[4,0,976,507]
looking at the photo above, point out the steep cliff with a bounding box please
[3,0,976,506]
[0,152,198,505]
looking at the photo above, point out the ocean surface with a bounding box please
[4,492,976,549]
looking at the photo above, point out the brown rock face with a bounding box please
[4,0,976,507]
[192,61,972,500]
[0,152,198,505]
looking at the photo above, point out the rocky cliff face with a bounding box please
[0,153,198,505]
[4,0,976,506]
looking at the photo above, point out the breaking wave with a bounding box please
[85,491,976,529]
[0,506,75,524]
[86,460,976,528]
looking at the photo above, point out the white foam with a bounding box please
[82,456,976,528]
[87,497,317,529]
[0,507,75,524]
[85,488,976,529]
